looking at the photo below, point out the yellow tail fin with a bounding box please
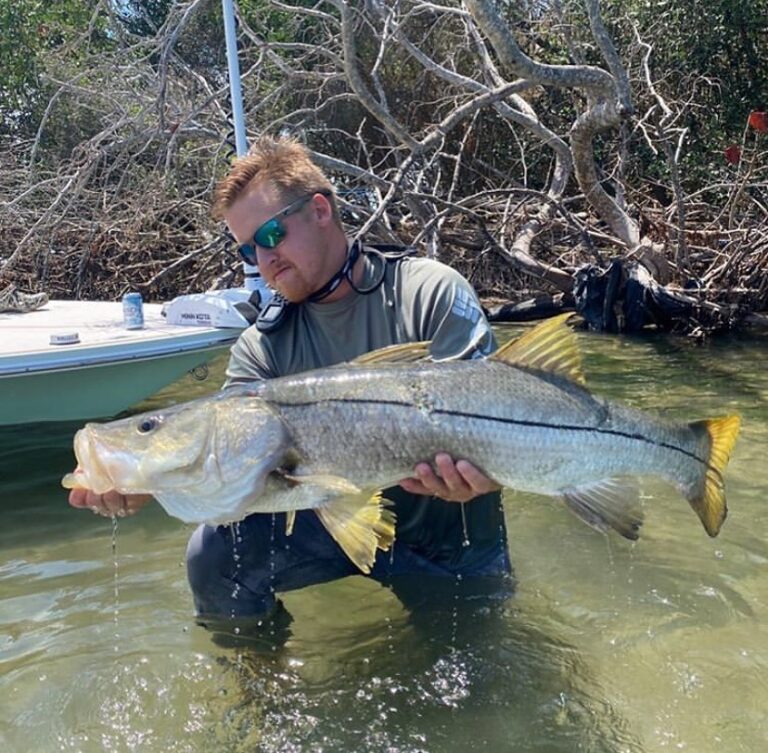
[688,415,741,537]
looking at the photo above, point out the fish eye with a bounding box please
[136,416,161,434]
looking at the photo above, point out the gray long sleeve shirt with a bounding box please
[225,251,507,570]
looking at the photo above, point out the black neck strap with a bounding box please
[255,241,408,333]
[306,240,362,303]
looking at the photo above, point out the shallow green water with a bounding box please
[1,326,767,752]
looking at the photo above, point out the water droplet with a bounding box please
[111,516,120,650]
[459,503,471,547]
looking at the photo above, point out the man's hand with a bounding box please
[399,452,501,503]
[68,486,152,518]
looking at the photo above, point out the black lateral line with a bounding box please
[272,396,710,469]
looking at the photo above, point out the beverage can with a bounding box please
[122,292,145,330]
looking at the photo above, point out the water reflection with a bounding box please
[212,590,641,753]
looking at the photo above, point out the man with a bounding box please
[69,137,512,639]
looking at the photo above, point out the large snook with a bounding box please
[63,314,741,573]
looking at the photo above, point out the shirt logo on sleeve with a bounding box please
[451,288,494,358]
[451,287,482,323]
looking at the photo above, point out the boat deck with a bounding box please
[1,299,238,376]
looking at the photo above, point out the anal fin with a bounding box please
[314,491,396,573]
[561,478,643,540]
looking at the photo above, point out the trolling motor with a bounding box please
[162,284,272,329]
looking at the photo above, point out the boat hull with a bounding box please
[0,347,228,425]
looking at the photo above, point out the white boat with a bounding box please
[0,299,243,426]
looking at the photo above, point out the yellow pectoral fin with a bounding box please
[314,491,396,574]
[283,472,361,495]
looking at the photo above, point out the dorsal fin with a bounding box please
[350,341,431,365]
[491,313,585,384]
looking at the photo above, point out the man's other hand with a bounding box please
[399,452,501,503]
[69,486,152,518]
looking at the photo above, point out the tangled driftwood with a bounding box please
[1,0,766,338]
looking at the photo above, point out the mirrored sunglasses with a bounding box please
[237,191,332,266]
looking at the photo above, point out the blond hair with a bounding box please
[212,136,340,223]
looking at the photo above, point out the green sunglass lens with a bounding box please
[254,219,285,249]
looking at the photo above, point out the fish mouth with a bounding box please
[68,425,120,494]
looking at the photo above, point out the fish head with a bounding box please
[63,390,291,513]
[64,398,221,495]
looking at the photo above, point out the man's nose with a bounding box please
[258,249,285,273]
[256,245,281,261]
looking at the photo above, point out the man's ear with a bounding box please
[312,191,334,227]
